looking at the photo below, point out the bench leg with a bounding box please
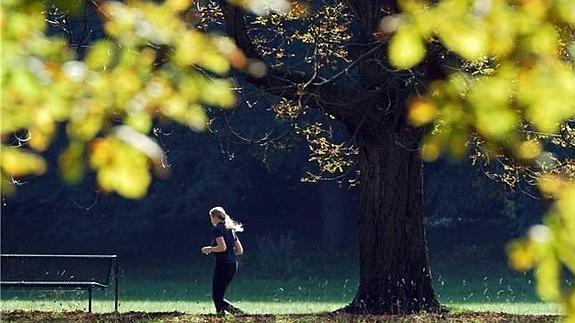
[88,286,93,313]
[114,257,119,313]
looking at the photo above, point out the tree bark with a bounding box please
[343,125,441,314]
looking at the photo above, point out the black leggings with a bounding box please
[212,261,239,313]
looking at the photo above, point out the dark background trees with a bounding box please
[1,113,540,259]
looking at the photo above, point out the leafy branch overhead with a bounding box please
[386,0,575,158]
[386,0,574,319]
[2,0,248,198]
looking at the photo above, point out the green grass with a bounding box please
[0,240,566,316]
[0,277,352,313]
[449,303,560,315]
[0,274,561,315]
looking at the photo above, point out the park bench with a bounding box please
[0,254,119,312]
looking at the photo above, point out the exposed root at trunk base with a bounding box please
[335,298,448,316]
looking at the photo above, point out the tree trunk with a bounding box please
[343,125,441,314]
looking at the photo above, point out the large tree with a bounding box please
[216,0,441,314]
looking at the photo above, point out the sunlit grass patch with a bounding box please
[0,297,560,315]
[0,299,343,314]
[450,302,561,315]
[0,260,560,316]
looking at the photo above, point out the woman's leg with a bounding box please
[224,261,237,287]
[221,262,244,314]
[212,261,227,314]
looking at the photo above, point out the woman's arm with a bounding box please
[234,238,244,256]
[201,237,227,255]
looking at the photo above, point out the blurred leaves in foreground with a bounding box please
[386,0,574,319]
[1,0,246,198]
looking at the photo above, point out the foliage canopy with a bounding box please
[2,0,242,198]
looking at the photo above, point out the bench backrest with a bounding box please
[1,254,116,286]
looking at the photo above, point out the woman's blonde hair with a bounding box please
[209,206,244,232]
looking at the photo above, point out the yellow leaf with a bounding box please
[536,254,561,301]
[527,24,558,55]
[89,138,113,169]
[187,105,208,132]
[538,174,567,198]
[421,138,440,162]
[174,32,202,66]
[515,140,542,160]
[91,138,152,199]
[97,166,117,193]
[439,26,488,61]
[199,50,230,75]
[125,112,152,134]
[200,79,236,108]
[408,97,437,127]
[113,165,151,199]
[553,0,575,24]
[161,96,187,121]
[388,25,426,69]
[165,0,190,11]
[0,147,47,177]
[475,108,517,137]
[28,125,54,151]
[507,239,536,271]
[85,40,114,69]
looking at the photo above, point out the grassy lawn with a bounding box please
[0,264,565,322]
[0,274,561,315]
[1,235,567,318]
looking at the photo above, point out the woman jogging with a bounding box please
[201,206,245,315]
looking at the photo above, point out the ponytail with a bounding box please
[224,214,244,232]
[210,206,244,232]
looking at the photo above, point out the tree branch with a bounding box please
[220,2,361,123]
